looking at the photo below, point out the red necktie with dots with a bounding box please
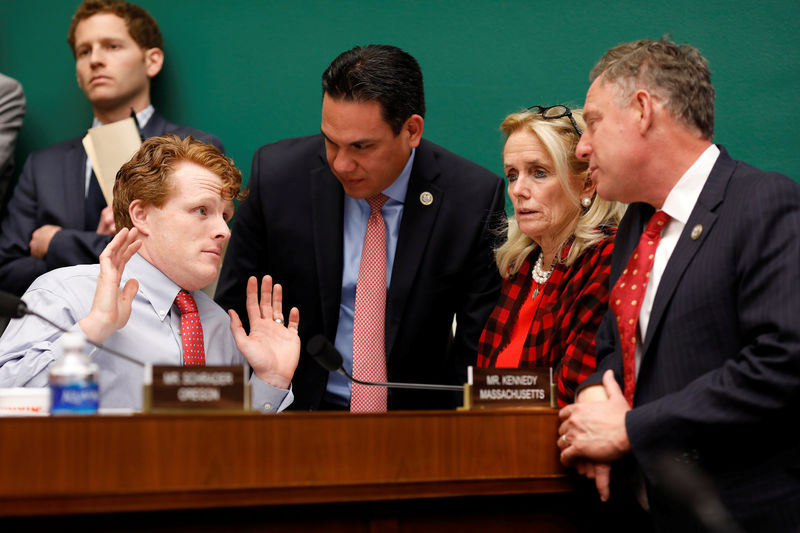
[175,290,206,366]
[351,194,389,413]
[610,210,670,405]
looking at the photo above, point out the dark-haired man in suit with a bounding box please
[558,37,800,532]
[216,45,505,412]
[0,0,222,296]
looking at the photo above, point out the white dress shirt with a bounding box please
[635,144,721,375]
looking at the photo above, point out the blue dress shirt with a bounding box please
[326,149,415,406]
[0,253,293,412]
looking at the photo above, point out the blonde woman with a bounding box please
[478,105,625,406]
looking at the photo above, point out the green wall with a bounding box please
[1,0,798,196]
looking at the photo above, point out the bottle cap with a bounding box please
[61,331,86,352]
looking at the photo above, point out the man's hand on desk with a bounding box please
[557,370,631,501]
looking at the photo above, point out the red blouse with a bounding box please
[494,283,544,367]
[477,230,615,406]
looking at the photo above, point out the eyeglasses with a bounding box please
[526,105,583,136]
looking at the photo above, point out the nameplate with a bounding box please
[144,365,250,412]
[462,367,555,410]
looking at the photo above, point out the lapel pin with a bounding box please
[420,191,433,206]
[690,224,703,240]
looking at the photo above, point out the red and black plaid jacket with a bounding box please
[477,228,615,406]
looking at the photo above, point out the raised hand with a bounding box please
[229,275,300,390]
[78,228,141,343]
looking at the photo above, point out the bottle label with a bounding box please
[51,382,99,414]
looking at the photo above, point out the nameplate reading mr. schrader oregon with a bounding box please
[144,365,250,412]
[463,367,556,410]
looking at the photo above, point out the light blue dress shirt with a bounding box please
[0,253,293,412]
[326,149,416,406]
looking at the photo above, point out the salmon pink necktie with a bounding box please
[175,290,206,366]
[610,210,669,406]
[351,194,389,412]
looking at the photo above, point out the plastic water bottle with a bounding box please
[49,331,99,415]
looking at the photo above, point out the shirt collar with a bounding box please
[92,105,155,129]
[661,144,720,225]
[122,252,183,322]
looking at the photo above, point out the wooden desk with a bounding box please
[0,409,582,531]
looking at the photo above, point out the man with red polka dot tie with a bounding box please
[557,38,800,532]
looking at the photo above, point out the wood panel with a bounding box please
[0,409,573,518]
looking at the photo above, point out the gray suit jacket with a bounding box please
[584,147,800,532]
[0,73,25,208]
[0,111,223,295]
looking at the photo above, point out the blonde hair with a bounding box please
[495,109,625,277]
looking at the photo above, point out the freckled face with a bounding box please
[136,162,234,291]
[504,129,582,247]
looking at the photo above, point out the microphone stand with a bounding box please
[15,300,145,367]
[307,334,463,392]
[334,366,463,391]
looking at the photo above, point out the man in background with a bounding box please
[0,0,222,296]
[216,45,506,411]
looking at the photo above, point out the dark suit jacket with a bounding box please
[0,112,223,295]
[215,134,506,410]
[583,147,800,532]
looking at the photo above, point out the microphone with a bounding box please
[307,334,463,391]
[0,290,26,319]
[0,290,145,367]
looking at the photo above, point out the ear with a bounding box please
[633,89,654,135]
[404,114,425,149]
[144,48,164,78]
[129,199,152,236]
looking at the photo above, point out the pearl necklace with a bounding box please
[531,251,553,285]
